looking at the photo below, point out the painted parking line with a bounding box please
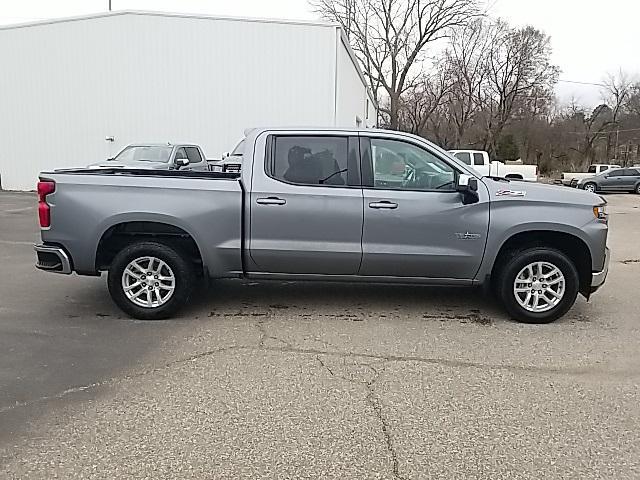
[0,240,34,246]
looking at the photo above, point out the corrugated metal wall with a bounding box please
[0,12,371,190]
[335,34,373,129]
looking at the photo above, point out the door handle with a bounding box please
[369,201,398,209]
[256,197,286,205]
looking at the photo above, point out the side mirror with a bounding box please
[175,158,189,168]
[457,174,479,204]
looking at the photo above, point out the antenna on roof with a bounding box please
[108,0,112,11]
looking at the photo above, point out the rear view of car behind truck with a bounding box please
[35,128,610,324]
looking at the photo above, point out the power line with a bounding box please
[558,79,606,88]
[567,127,640,135]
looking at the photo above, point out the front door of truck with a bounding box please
[248,133,363,275]
[359,136,490,280]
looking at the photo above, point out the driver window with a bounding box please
[370,138,456,191]
[175,148,188,160]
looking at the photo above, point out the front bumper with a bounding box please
[34,244,72,274]
[591,247,610,289]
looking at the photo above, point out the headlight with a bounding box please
[593,204,608,222]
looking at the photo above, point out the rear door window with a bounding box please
[473,153,485,166]
[454,152,472,165]
[270,136,350,186]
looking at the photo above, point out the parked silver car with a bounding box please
[577,167,640,194]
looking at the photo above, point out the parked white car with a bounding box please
[561,164,620,186]
[449,150,538,181]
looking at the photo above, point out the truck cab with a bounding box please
[448,150,538,182]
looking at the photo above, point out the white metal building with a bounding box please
[0,11,376,190]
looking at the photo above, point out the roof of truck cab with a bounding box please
[448,149,487,154]
[246,127,419,134]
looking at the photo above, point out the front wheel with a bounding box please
[583,182,597,193]
[635,183,640,194]
[496,248,579,324]
[107,241,195,320]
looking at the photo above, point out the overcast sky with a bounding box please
[1,0,637,108]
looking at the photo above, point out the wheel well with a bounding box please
[504,174,523,180]
[95,222,203,274]
[492,231,592,294]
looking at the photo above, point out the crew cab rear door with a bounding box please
[359,135,490,280]
[247,132,363,275]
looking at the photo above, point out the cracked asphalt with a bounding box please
[1,191,640,479]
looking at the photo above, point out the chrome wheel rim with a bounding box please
[122,256,175,308]
[584,184,595,192]
[513,261,565,313]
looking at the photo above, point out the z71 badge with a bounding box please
[496,189,526,197]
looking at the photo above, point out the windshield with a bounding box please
[113,146,173,163]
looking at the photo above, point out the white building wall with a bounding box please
[334,34,376,128]
[0,12,371,190]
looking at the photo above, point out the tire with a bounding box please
[107,241,195,320]
[635,183,640,194]
[583,182,597,193]
[496,247,579,324]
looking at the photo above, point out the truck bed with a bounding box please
[39,168,244,276]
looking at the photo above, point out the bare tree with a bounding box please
[601,70,634,158]
[564,103,614,166]
[397,64,453,135]
[442,18,491,146]
[478,22,559,156]
[311,0,481,129]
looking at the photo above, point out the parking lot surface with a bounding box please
[1,190,639,479]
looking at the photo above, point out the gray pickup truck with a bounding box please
[89,144,211,171]
[35,128,610,323]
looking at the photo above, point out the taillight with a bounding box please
[37,180,55,228]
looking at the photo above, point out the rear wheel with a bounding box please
[107,241,195,320]
[583,182,597,193]
[496,247,579,324]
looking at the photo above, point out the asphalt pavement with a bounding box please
[1,190,639,479]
